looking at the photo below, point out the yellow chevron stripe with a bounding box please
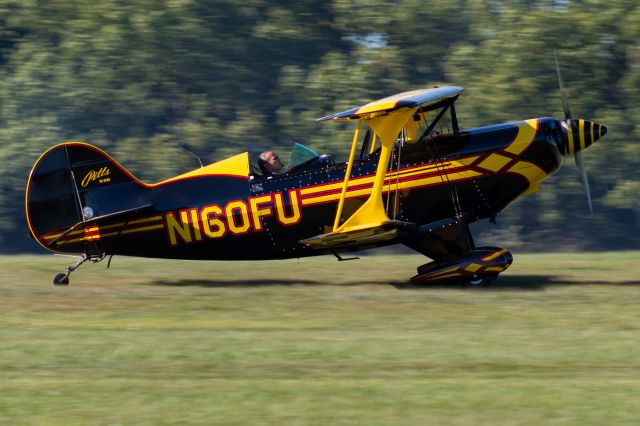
[504,119,537,155]
[507,160,547,194]
[477,154,511,172]
[482,248,508,261]
[465,263,482,273]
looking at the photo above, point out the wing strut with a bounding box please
[300,108,417,250]
[333,120,362,231]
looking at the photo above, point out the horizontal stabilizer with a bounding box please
[46,204,155,248]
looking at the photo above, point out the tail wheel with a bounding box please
[53,273,69,286]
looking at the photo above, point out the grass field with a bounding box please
[1,251,639,425]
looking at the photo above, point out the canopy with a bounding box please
[317,86,463,122]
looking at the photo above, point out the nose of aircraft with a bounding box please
[562,119,607,155]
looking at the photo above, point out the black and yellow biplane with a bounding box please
[26,79,606,286]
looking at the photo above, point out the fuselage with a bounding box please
[41,117,564,260]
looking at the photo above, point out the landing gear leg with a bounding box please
[52,254,103,286]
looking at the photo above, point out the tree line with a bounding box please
[1,0,638,252]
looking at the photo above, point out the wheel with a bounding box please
[464,275,494,288]
[53,273,69,286]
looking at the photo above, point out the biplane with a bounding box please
[26,74,606,286]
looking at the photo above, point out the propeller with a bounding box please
[555,52,593,214]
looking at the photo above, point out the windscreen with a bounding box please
[286,143,319,171]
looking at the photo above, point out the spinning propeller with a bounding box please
[555,52,607,213]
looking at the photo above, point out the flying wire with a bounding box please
[418,106,463,218]
[393,128,405,220]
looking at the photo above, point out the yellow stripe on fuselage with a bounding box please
[57,223,165,245]
[300,168,482,206]
[299,160,470,199]
[121,224,165,235]
[42,216,163,240]
[299,176,373,196]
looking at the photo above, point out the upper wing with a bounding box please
[317,86,463,122]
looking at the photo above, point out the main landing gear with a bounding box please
[52,253,105,286]
[465,274,496,288]
[410,246,512,287]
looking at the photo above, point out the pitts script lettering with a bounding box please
[165,190,302,246]
[81,167,111,188]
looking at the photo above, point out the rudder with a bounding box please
[26,142,150,253]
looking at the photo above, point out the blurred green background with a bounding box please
[1,0,639,252]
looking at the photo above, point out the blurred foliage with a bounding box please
[1,0,638,251]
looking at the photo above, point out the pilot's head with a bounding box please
[259,150,283,175]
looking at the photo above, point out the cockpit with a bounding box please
[284,143,335,174]
[253,142,335,179]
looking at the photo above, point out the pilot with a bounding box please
[258,150,283,177]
